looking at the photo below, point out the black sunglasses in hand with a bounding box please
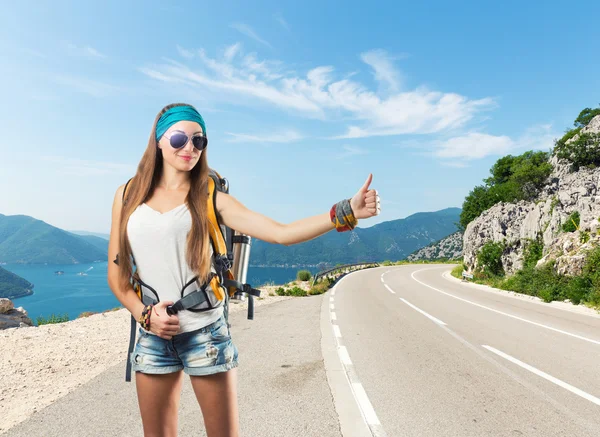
[163,130,208,151]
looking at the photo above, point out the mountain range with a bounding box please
[248,207,462,266]
[0,207,461,267]
[0,265,34,299]
[0,214,107,265]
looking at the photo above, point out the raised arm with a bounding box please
[215,173,380,246]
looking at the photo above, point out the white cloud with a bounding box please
[360,49,401,92]
[435,132,514,160]
[66,42,106,59]
[230,23,272,48]
[140,47,495,138]
[224,43,242,61]
[432,124,558,164]
[176,45,195,59]
[225,130,302,143]
[274,13,290,30]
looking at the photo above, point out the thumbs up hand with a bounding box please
[350,173,381,220]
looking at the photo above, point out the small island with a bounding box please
[0,266,34,299]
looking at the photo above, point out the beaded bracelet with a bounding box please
[138,304,153,330]
[330,199,358,232]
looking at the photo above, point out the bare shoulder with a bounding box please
[113,183,127,207]
[214,189,234,215]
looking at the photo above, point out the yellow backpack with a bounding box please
[117,169,260,382]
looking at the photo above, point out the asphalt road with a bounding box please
[5,264,600,437]
[327,264,600,437]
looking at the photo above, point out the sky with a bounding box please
[1,0,598,235]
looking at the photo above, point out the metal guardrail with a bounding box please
[462,271,474,281]
[312,262,380,285]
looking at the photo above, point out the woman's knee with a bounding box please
[135,371,184,437]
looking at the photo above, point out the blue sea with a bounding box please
[3,262,320,325]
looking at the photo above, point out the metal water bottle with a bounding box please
[231,231,252,301]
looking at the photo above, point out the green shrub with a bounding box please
[296,270,312,281]
[562,211,580,232]
[275,286,307,297]
[500,261,559,301]
[37,313,70,325]
[580,231,590,244]
[451,264,464,279]
[582,246,600,288]
[476,241,505,277]
[523,236,544,269]
[459,151,552,230]
[550,196,559,214]
[288,286,307,296]
[554,128,582,150]
[563,276,591,305]
[309,282,330,295]
[574,106,600,129]
[554,132,600,171]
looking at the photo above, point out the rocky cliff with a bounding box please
[407,231,463,261]
[0,298,33,329]
[463,115,600,276]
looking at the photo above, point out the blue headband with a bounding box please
[155,105,206,141]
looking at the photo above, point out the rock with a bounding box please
[556,254,587,276]
[0,298,14,314]
[463,115,600,277]
[407,231,463,261]
[0,298,33,330]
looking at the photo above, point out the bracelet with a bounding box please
[330,199,358,232]
[138,305,153,330]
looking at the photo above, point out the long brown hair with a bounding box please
[116,103,211,291]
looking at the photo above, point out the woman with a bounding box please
[107,102,381,437]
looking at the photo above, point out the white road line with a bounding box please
[482,345,600,407]
[352,383,381,426]
[330,297,335,303]
[328,281,386,436]
[380,276,384,283]
[330,304,335,311]
[411,269,600,346]
[400,297,447,326]
[338,346,352,365]
[331,289,336,296]
[384,284,396,294]
[333,325,342,338]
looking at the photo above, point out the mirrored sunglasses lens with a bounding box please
[169,133,188,149]
[192,136,207,150]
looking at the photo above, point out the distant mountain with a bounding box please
[0,213,107,264]
[407,231,463,261]
[248,207,462,267]
[0,265,34,299]
[75,235,110,253]
[0,206,460,267]
[69,230,110,240]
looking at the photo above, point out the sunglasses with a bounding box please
[163,130,208,150]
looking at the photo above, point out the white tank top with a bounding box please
[126,202,223,335]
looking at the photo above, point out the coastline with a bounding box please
[0,289,33,300]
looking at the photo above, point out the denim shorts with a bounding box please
[130,315,239,376]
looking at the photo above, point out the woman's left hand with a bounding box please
[350,173,381,220]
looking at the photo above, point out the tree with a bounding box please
[459,185,493,230]
[484,155,516,186]
[574,106,600,129]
